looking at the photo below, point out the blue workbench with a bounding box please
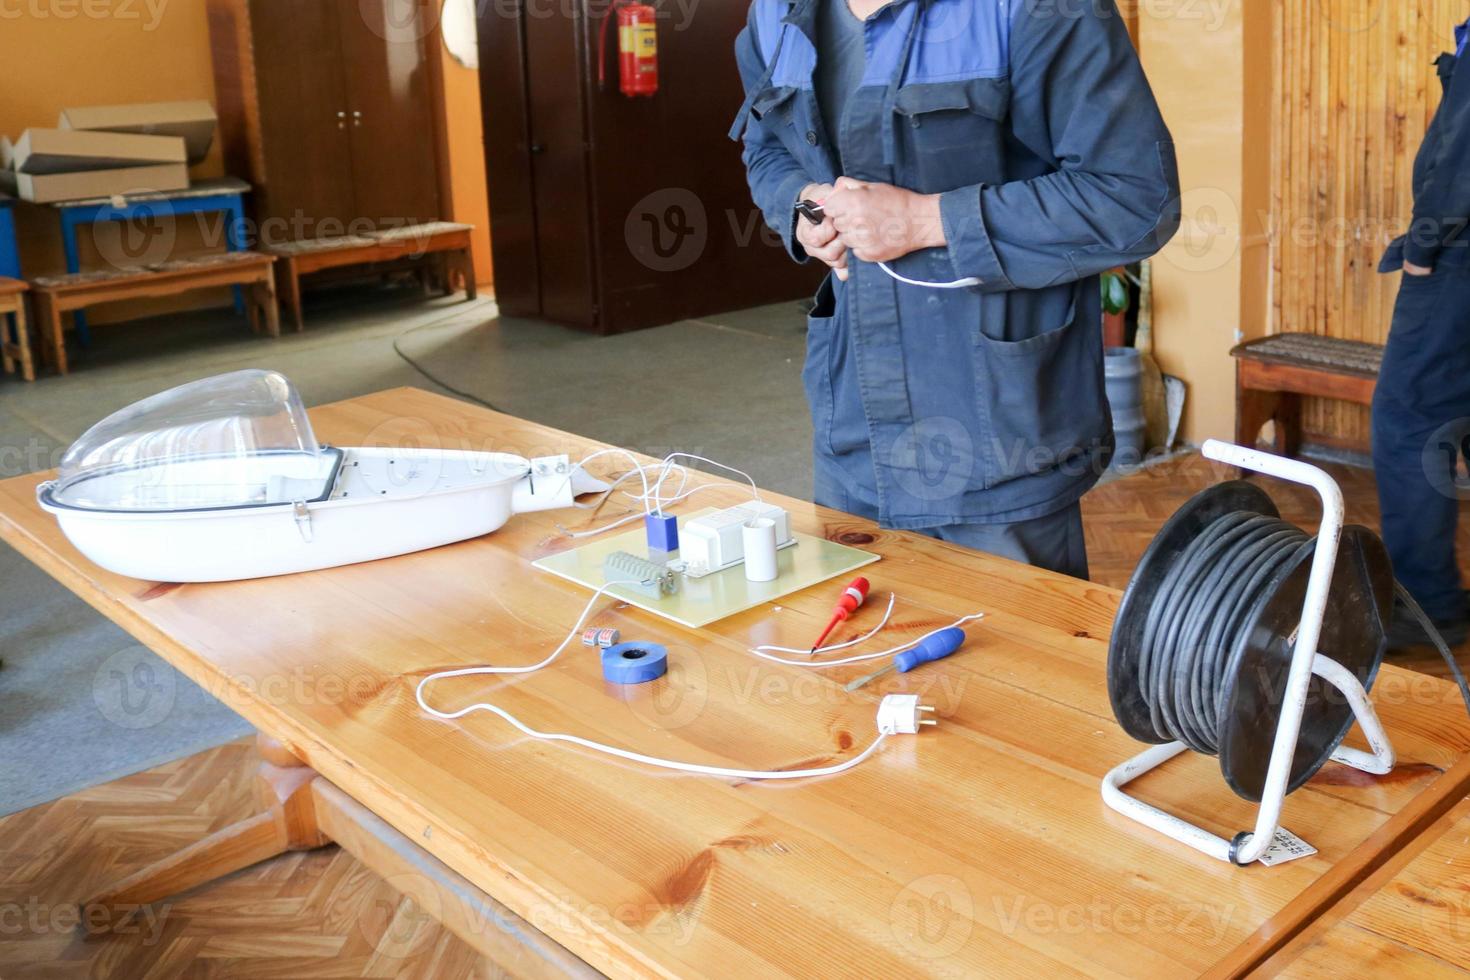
[1,193,20,366]
[0,193,18,279]
[50,177,251,340]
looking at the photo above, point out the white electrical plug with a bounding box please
[876,694,938,735]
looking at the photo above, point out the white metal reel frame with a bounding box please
[1100,439,1397,867]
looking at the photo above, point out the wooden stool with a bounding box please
[266,221,476,332]
[30,251,278,375]
[0,277,34,382]
[1231,333,1382,456]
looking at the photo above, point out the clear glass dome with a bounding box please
[48,369,339,512]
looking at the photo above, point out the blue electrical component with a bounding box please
[645,511,679,553]
[601,642,669,684]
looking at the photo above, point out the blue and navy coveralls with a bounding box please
[731,0,1179,578]
[1374,18,1470,625]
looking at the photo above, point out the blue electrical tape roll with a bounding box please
[601,642,668,684]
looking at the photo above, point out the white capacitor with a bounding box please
[742,518,778,582]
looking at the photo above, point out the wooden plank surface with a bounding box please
[5,387,1470,978]
[1257,798,1470,976]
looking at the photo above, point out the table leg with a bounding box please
[279,258,304,332]
[256,275,281,338]
[36,293,67,376]
[226,199,247,315]
[461,248,478,302]
[14,297,33,382]
[59,213,91,345]
[1,310,13,376]
[85,734,330,911]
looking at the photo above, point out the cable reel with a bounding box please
[1095,440,1438,866]
[1107,479,1395,803]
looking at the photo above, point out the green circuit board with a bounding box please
[533,508,879,628]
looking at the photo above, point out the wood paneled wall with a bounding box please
[1271,1,1465,449]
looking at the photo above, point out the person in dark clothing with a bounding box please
[1375,17,1470,648]
[730,0,1179,580]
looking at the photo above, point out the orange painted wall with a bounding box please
[436,39,494,287]
[1139,3,1274,443]
[0,2,227,321]
[0,0,491,324]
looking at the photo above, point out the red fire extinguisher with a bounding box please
[598,1,658,98]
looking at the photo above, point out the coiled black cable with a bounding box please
[1136,512,1314,755]
[1132,511,1470,756]
[1393,581,1470,714]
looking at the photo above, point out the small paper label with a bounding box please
[1256,827,1317,866]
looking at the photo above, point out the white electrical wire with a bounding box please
[649,453,761,506]
[877,262,982,290]
[748,594,985,667]
[415,581,889,780]
[555,450,762,540]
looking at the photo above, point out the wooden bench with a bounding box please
[30,251,278,375]
[0,277,33,382]
[1231,333,1382,456]
[265,221,476,332]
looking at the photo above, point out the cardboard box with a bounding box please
[13,128,186,176]
[60,101,216,164]
[14,164,190,204]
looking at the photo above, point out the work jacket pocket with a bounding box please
[975,286,1107,488]
[893,78,1009,193]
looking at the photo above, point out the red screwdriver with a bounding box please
[810,576,871,654]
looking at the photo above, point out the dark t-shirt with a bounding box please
[815,0,867,169]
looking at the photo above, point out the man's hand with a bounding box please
[1404,261,1435,277]
[822,177,946,263]
[795,183,848,281]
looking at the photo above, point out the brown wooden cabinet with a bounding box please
[207,0,442,244]
[477,0,820,334]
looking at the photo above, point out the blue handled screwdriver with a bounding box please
[844,627,967,692]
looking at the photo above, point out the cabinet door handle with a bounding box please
[352,110,363,127]
[337,110,347,130]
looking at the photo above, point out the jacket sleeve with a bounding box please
[734,9,815,263]
[938,2,1181,291]
[1403,55,1470,269]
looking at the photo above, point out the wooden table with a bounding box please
[1256,798,1470,976]
[4,387,1470,978]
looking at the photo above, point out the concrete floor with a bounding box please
[0,282,817,813]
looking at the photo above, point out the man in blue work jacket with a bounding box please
[730,0,1179,579]
[1375,18,1470,648]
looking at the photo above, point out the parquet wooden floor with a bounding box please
[1,453,1466,979]
[0,740,494,979]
